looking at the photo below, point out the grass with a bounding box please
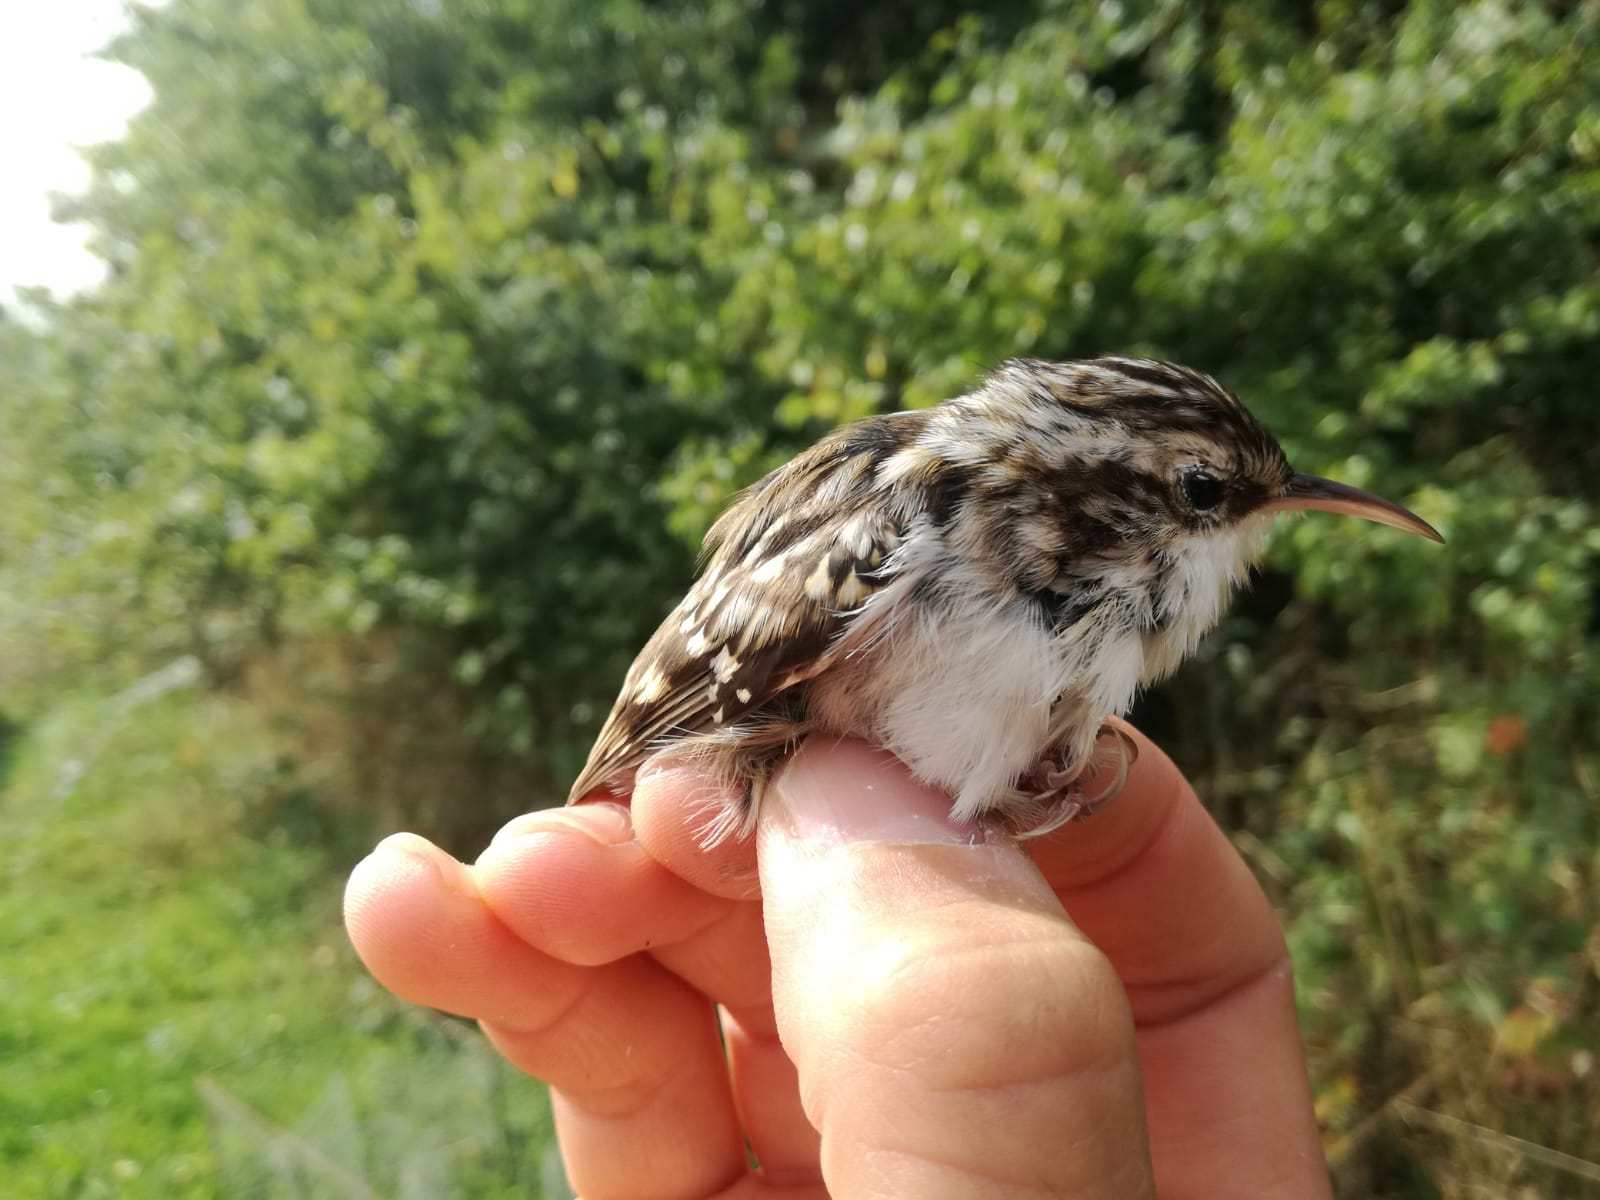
[0,678,561,1198]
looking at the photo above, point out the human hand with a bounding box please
[344,726,1331,1198]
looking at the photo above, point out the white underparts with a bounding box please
[803,517,1269,822]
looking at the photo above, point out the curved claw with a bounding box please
[1011,795,1089,841]
[1009,723,1137,841]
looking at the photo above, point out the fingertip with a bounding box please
[765,739,985,848]
[489,802,634,848]
[347,834,516,993]
[631,764,761,899]
[476,805,727,965]
[344,833,472,938]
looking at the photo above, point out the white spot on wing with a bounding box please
[710,645,741,682]
[750,556,784,583]
[633,662,669,704]
[878,445,939,486]
[716,592,756,634]
[804,556,832,601]
[835,570,869,608]
[747,512,791,559]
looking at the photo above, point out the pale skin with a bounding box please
[344,724,1333,1199]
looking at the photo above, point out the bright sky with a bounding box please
[0,1,153,300]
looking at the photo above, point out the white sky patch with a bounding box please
[0,1,155,301]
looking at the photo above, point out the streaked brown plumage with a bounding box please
[569,357,1441,842]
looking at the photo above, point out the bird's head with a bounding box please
[923,357,1440,616]
[989,356,1440,548]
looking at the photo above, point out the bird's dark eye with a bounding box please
[1181,468,1226,512]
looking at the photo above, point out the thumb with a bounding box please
[758,740,1156,1200]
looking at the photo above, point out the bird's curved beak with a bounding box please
[1260,473,1444,542]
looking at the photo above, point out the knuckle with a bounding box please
[824,913,1128,1090]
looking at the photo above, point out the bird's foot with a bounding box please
[1008,723,1139,840]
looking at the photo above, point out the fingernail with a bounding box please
[377,833,479,898]
[769,741,985,847]
[491,802,634,847]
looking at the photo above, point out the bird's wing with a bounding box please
[567,439,914,803]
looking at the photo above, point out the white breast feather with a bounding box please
[808,526,1145,823]
[806,515,1272,823]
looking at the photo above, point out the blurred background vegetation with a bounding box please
[1,0,1596,1195]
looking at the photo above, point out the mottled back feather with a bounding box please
[567,415,921,801]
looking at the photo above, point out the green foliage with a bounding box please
[0,687,556,1197]
[2,0,1597,1193]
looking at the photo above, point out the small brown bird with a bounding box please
[569,357,1442,842]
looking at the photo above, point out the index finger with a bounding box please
[1028,722,1332,1199]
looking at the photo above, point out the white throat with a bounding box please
[1141,514,1274,685]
